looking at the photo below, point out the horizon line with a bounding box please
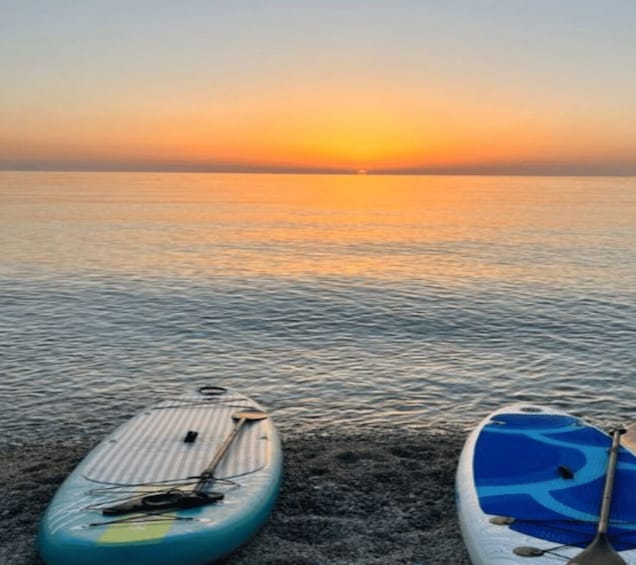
[2,163,636,177]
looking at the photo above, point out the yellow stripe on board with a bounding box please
[98,515,174,544]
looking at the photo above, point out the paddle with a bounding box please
[103,409,268,515]
[193,410,268,493]
[566,427,626,565]
[621,426,636,454]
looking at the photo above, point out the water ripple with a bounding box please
[2,173,636,441]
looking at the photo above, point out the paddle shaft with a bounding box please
[194,418,246,492]
[597,429,623,535]
[566,428,627,565]
[193,412,266,493]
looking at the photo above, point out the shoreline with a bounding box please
[1,430,471,564]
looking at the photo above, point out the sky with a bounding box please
[1,0,636,175]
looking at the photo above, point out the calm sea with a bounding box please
[1,172,635,441]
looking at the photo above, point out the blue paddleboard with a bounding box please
[456,404,636,564]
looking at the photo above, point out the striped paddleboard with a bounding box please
[456,404,636,564]
[38,386,282,565]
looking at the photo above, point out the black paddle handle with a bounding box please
[598,428,624,534]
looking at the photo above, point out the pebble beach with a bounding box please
[0,429,471,564]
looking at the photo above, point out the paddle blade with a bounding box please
[622,426,636,454]
[567,533,626,565]
[232,410,268,422]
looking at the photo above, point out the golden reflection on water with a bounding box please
[1,172,634,285]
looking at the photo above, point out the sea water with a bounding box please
[1,172,635,441]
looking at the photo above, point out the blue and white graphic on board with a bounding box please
[456,404,636,564]
[38,386,282,565]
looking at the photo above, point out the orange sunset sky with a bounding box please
[2,1,636,175]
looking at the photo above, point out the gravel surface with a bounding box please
[0,429,471,565]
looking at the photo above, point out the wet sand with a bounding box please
[0,430,471,564]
